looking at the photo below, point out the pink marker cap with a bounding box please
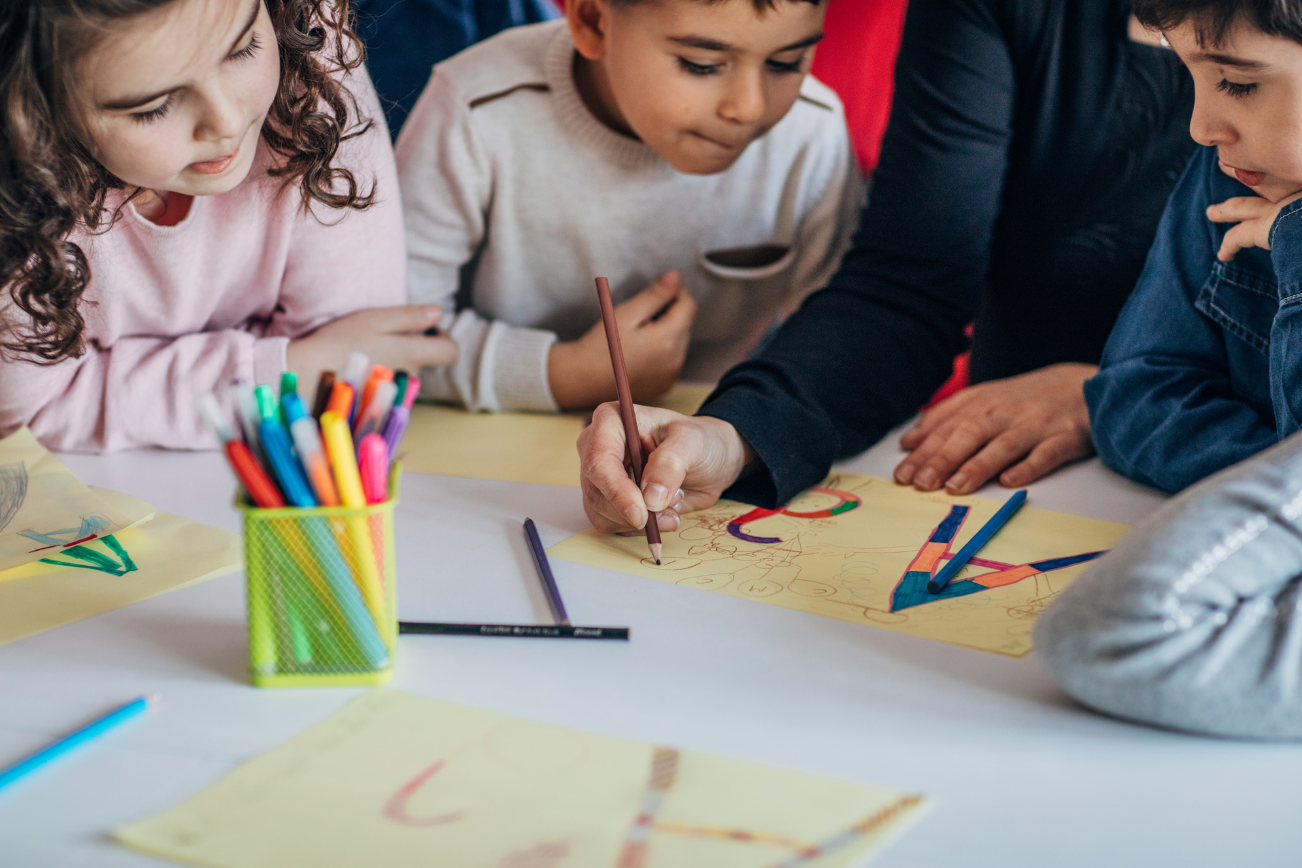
[358,433,389,504]
[401,377,420,411]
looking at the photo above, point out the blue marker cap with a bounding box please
[281,392,310,427]
[259,418,316,508]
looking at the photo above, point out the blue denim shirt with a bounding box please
[1085,145,1302,492]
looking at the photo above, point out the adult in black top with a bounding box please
[578,0,1196,532]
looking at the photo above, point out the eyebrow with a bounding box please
[100,0,260,110]
[1194,51,1268,69]
[668,32,826,54]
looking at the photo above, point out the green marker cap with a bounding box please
[254,384,278,422]
[280,371,298,400]
[393,370,410,407]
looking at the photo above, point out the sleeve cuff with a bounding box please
[483,324,559,412]
[1270,199,1302,287]
[697,367,841,508]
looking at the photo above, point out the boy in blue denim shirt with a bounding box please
[1086,0,1302,493]
[1039,0,1302,740]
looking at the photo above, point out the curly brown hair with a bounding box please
[0,0,375,363]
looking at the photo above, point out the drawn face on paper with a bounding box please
[572,0,827,175]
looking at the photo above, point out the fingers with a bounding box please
[355,304,444,334]
[1207,197,1275,261]
[899,388,977,451]
[615,271,684,326]
[578,403,650,531]
[1217,221,1259,262]
[943,426,1043,495]
[638,426,694,512]
[651,283,698,334]
[1206,196,1272,223]
[386,334,460,369]
[1000,431,1095,488]
[897,420,994,491]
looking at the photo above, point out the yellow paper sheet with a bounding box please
[399,384,714,487]
[0,488,241,646]
[117,691,925,868]
[550,473,1130,657]
[0,427,147,572]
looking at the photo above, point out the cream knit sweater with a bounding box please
[397,21,861,412]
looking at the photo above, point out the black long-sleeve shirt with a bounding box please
[700,0,1196,508]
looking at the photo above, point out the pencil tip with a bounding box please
[656,559,662,565]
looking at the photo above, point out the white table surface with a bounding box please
[2,430,1300,868]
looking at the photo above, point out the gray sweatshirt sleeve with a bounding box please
[1034,432,1302,739]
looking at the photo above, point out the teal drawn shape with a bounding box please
[890,570,985,612]
[38,534,137,576]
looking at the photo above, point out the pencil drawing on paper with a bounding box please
[0,461,29,534]
[551,473,1130,656]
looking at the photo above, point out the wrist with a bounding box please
[698,415,754,485]
[548,341,617,411]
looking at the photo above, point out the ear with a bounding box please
[568,0,612,61]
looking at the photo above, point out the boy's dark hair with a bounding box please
[611,0,822,10]
[1134,0,1302,45]
[0,0,374,364]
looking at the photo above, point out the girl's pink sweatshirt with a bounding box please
[0,72,403,453]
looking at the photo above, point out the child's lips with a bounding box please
[1222,161,1266,187]
[190,150,237,175]
[691,131,746,151]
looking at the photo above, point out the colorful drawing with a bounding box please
[887,505,1104,612]
[0,486,241,647]
[727,488,862,544]
[36,534,138,577]
[0,427,141,573]
[116,692,926,868]
[550,474,1131,656]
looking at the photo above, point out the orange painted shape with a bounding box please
[970,563,1038,589]
[907,541,951,574]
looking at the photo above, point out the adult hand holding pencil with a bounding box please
[594,277,662,565]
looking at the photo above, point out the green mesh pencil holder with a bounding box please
[237,466,400,688]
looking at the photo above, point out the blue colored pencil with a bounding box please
[0,696,154,791]
[928,490,1028,594]
[524,518,569,626]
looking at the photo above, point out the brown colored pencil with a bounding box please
[595,277,662,564]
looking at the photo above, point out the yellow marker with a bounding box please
[321,412,367,507]
[319,412,386,627]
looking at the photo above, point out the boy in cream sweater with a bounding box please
[396,0,859,412]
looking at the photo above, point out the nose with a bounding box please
[1189,90,1236,148]
[718,71,766,126]
[195,85,246,144]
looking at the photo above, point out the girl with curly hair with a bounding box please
[0,0,457,450]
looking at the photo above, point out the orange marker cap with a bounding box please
[325,381,355,419]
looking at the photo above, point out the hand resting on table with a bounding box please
[894,362,1097,495]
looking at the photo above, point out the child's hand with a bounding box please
[1207,192,1302,262]
[548,271,698,410]
[286,305,459,393]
